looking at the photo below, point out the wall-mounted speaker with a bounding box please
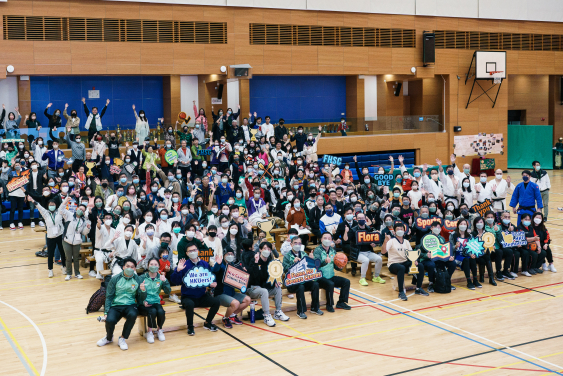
[394,82,402,96]
[454,126,462,132]
[217,84,224,100]
[423,32,435,66]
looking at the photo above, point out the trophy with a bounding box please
[406,249,421,274]
[157,120,162,140]
[116,124,121,137]
[257,218,275,243]
[250,128,258,142]
[85,161,96,177]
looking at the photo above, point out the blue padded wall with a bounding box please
[29,76,163,131]
[249,76,346,124]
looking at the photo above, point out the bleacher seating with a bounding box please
[336,151,416,181]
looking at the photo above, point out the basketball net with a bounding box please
[489,71,503,84]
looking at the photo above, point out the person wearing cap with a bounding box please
[509,170,543,226]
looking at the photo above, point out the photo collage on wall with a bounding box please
[453,133,504,158]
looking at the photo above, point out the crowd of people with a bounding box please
[0,100,556,351]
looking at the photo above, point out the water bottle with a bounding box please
[97,316,106,322]
[250,303,255,323]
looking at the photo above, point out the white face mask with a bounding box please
[181,209,189,215]
[123,218,130,224]
[496,174,503,179]
[261,249,271,258]
[534,217,542,224]
[104,219,112,226]
[145,216,153,223]
[186,231,195,238]
[232,212,239,218]
[230,228,238,235]
[222,209,230,215]
[61,187,69,193]
[188,251,198,260]
[432,227,441,235]
[221,222,229,228]
[124,231,132,238]
[458,225,467,232]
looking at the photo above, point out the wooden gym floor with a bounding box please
[1,169,563,376]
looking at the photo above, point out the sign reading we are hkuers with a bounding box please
[183,266,216,289]
[471,199,493,217]
[414,217,442,231]
[355,230,383,245]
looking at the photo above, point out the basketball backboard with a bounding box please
[475,51,506,80]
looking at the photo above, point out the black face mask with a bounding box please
[208,231,217,238]
[111,137,116,140]
[101,182,108,188]
[71,112,77,118]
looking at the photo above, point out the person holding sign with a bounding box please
[344,212,384,286]
[171,243,220,336]
[471,217,497,286]
[211,251,251,329]
[509,170,543,226]
[449,219,477,290]
[97,257,146,351]
[484,210,513,282]
[382,223,428,301]
[282,236,322,319]
[420,221,456,293]
[7,159,27,230]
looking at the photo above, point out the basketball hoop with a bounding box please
[489,71,503,84]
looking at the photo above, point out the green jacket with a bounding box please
[176,130,193,145]
[191,145,203,161]
[140,272,171,305]
[282,249,308,274]
[312,245,341,279]
[177,236,209,261]
[485,224,501,249]
[104,272,147,315]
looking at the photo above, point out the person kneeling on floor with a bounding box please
[211,248,251,329]
[245,241,290,327]
[382,223,429,301]
[97,257,147,350]
[282,236,323,319]
[170,243,220,336]
[138,257,171,344]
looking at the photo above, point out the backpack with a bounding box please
[433,266,451,294]
[85,276,112,314]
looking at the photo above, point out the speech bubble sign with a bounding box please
[183,266,216,289]
[421,234,441,253]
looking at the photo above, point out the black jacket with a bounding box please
[246,253,275,288]
[308,206,324,231]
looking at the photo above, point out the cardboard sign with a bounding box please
[183,266,216,289]
[373,173,394,186]
[464,238,485,257]
[480,158,495,170]
[414,217,442,231]
[284,257,322,287]
[223,264,250,293]
[197,149,212,156]
[322,154,342,166]
[500,231,527,248]
[266,259,284,286]
[7,170,30,193]
[442,219,458,231]
[197,248,214,263]
[422,234,452,261]
[471,199,493,217]
[164,150,178,164]
[355,230,382,245]
[431,242,452,261]
[1,138,24,143]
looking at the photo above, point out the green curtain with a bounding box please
[507,125,553,169]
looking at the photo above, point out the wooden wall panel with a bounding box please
[508,75,549,125]
[17,77,31,116]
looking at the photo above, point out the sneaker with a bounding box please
[359,278,369,286]
[96,272,103,280]
[336,302,351,310]
[157,329,165,341]
[65,275,71,281]
[467,281,475,290]
[61,266,66,274]
[372,276,386,284]
[146,331,155,344]
[451,285,456,291]
[187,326,195,336]
[38,221,45,227]
[489,277,497,286]
[427,283,434,293]
[473,279,482,288]
[118,336,128,350]
[415,288,429,296]
[521,271,532,277]
[229,316,243,325]
[297,312,307,319]
[502,271,515,280]
[10,223,15,230]
[542,263,549,271]
[48,270,54,278]
[399,291,408,301]
[18,222,23,230]
[203,322,218,332]
[535,268,544,274]
[310,308,324,316]
[510,272,518,278]
[0,225,3,230]
[30,221,35,228]
[274,310,290,321]
[529,269,536,275]
[550,264,557,273]
[495,271,505,281]
[89,270,97,278]
[326,306,335,313]
[264,313,276,327]
[55,260,62,265]
[222,317,233,329]
[287,294,294,299]
[75,274,83,279]
[97,336,112,347]
[169,294,181,304]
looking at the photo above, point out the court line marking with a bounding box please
[0,316,35,376]
[463,351,563,376]
[0,238,45,244]
[502,281,556,297]
[347,287,563,374]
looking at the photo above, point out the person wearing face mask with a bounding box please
[245,242,290,327]
[531,212,555,273]
[31,137,48,173]
[319,201,342,238]
[497,211,520,279]
[345,212,385,286]
[131,104,150,143]
[471,216,498,286]
[61,103,80,137]
[334,207,358,274]
[459,176,477,208]
[211,106,228,141]
[82,97,109,147]
[138,257,170,343]
[204,225,223,267]
[92,213,117,279]
[451,154,475,189]
[44,103,62,144]
[529,161,550,221]
[418,220,457,293]
[176,224,209,261]
[289,126,308,152]
[211,250,251,328]
[398,196,415,227]
[509,170,543,226]
[484,210,514,282]
[517,213,545,277]
[435,159,459,209]
[421,164,443,200]
[41,140,65,179]
[27,196,66,277]
[282,237,323,319]
[486,169,514,214]
[105,225,141,276]
[105,186,125,212]
[94,177,114,205]
[7,160,27,230]
[65,126,86,173]
[474,171,495,204]
[449,219,476,289]
[25,161,47,228]
[193,101,209,132]
[153,164,182,202]
[382,223,428,300]
[97,257,146,350]
[246,187,269,226]
[215,174,234,208]
[171,244,220,335]
[60,199,91,280]
[286,198,310,245]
